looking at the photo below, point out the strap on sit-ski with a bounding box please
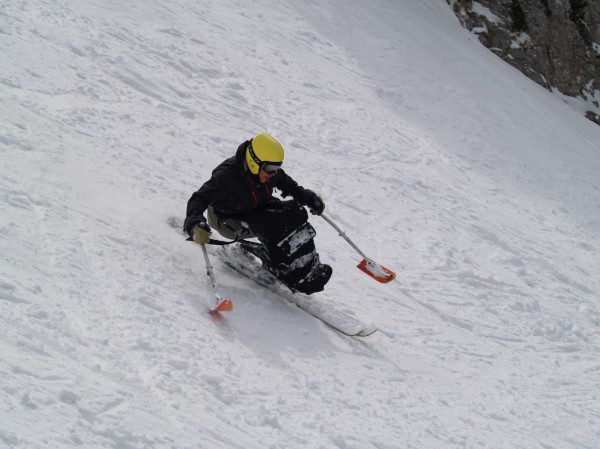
[186,235,242,246]
[186,220,251,246]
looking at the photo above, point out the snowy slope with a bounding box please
[1,0,599,448]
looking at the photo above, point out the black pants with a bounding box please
[219,199,331,293]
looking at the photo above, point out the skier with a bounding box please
[184,133,332,295]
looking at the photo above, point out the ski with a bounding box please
[167,217,185,233]
[219,245,377,337]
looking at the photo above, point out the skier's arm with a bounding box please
[276,170,325,215]
[184,175,226,237]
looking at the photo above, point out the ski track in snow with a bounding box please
[1,0,600,448]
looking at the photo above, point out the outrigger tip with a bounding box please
[210,298,234,313]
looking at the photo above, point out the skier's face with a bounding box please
[258,166,279,184]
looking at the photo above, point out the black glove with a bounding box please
[307,193,325,215]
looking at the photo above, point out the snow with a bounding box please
[471,2,504,25]
[1,0,600,448]
[553,83,600,119]
[510,32,532,49]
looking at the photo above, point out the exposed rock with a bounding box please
[586,110,600,126]
[448,0,600,126]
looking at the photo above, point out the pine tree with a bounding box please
[510,0,528,32]
[540,0,551,17]
[569,0,588,23]
[569,0,592,46]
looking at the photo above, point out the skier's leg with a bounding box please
[242,200,333,294]
[207,206,255,240]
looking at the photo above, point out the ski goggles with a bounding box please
[261,164,281,174]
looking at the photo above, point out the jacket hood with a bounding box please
[235,140,256,178]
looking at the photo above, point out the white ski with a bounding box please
[219,245,377,337]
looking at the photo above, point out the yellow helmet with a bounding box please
[245,133,284,175]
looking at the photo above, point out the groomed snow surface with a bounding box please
[1,0,599,448]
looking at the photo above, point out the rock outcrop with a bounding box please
[448,0,600,125]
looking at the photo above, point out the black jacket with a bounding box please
[186,141,316,226]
